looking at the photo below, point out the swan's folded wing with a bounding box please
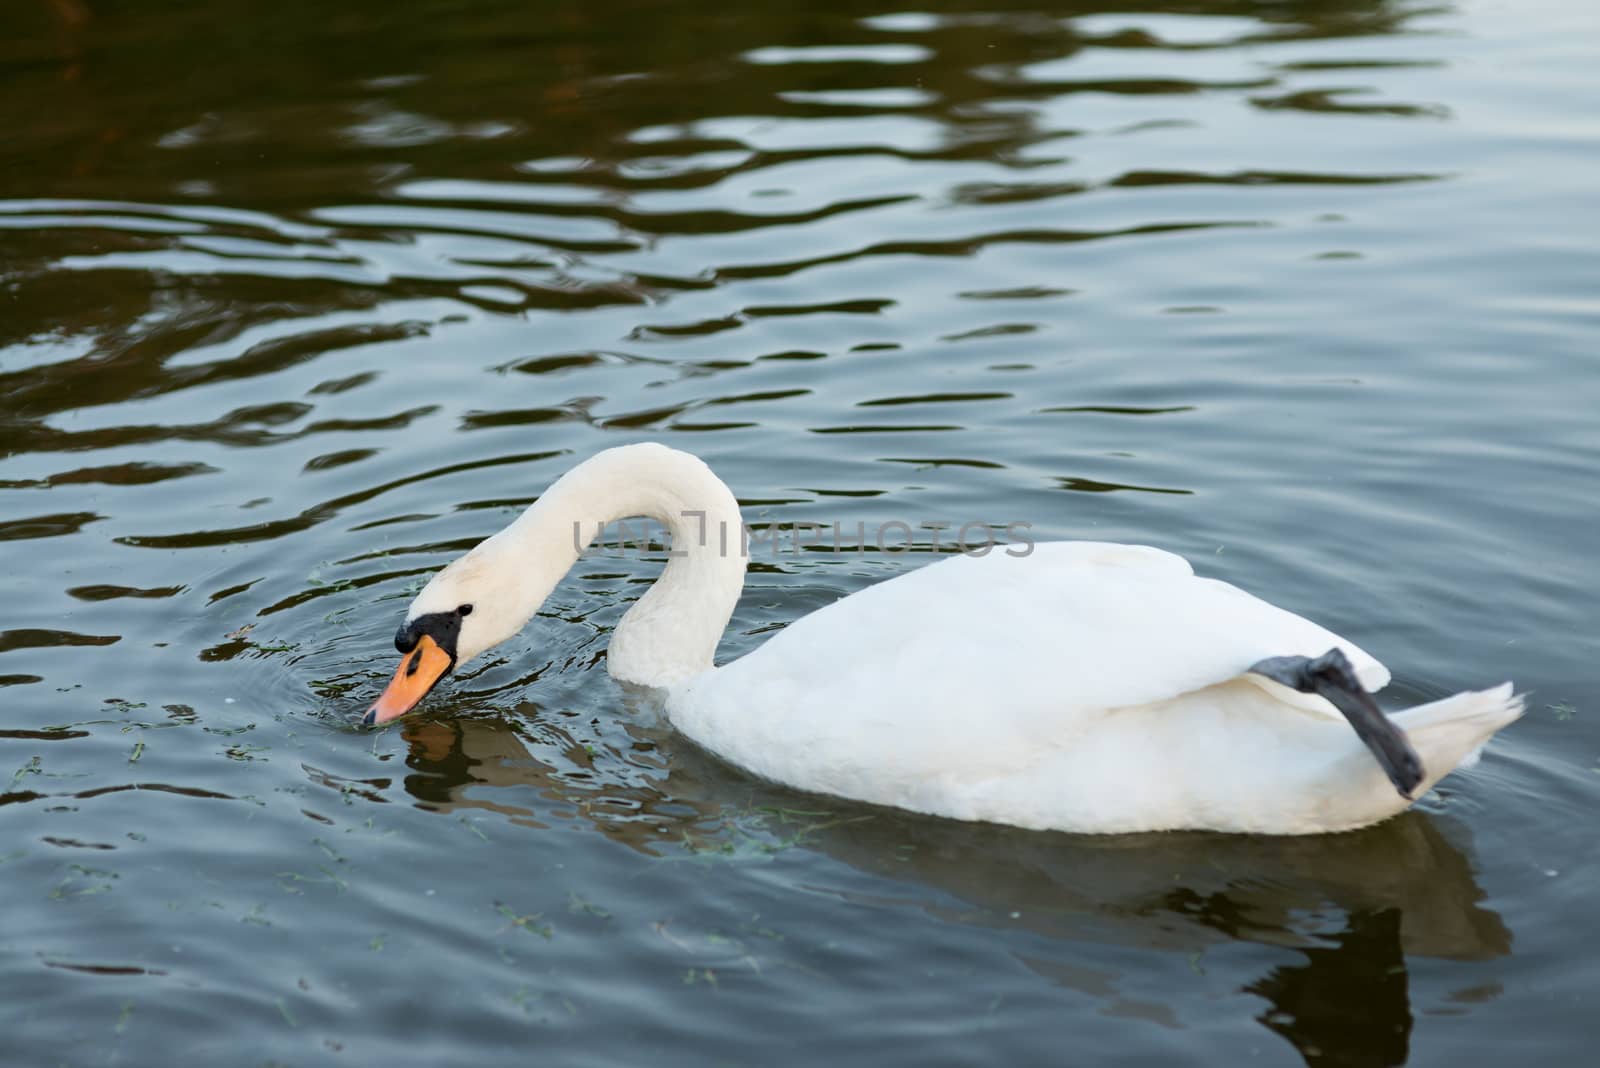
[669,542,1389,792]
[715,542,1384,715]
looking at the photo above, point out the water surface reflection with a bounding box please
[399,710,1510,1066]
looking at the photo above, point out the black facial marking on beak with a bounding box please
[405,649,423,677]
[394,610,465,663]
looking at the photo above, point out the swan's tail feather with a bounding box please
[1395,683,1523,780]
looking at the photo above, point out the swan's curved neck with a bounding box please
[469,444,746,687]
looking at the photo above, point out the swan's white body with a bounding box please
[392,443,1522,835]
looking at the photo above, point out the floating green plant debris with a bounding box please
[567,892,610,919]
[12,756,41,785]
[494,902,553,938]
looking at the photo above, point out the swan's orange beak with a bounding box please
[365,634,453,726]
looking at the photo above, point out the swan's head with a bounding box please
[365,544,529,725]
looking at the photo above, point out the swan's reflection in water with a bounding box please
[1249,909,1414,1068]
[396,707,1508,1067]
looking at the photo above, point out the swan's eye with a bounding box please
[457,604,473,617]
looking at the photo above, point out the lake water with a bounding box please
[3,0,1597,1063]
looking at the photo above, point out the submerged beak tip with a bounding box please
[366,633,452,728]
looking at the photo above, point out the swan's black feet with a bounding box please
[1249,648,1425,799]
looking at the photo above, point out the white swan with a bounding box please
[366,443,1522,835]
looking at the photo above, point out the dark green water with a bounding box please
[3,0,1597,1063]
